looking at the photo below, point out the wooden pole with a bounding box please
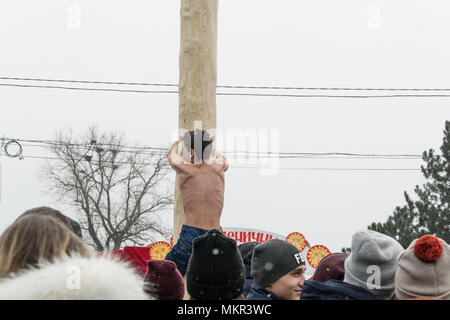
[174,0,218,244]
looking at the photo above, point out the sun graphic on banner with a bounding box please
[307,245,331,268]
[285,232,307,252]
[149,241,172,260]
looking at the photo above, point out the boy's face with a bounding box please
[266,265,306,300]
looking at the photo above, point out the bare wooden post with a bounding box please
[174,0,218,244]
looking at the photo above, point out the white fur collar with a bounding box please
[0,254,151,300]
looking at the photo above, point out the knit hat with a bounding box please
[344,230,403,299]
[111,246,150,276]
[65,216,83,239]
[251,239,305,288]
[186,229,245,300]
[312,253,348,282]
[395,235,450,300]
[144,260,185,300]
[238,242,260,265]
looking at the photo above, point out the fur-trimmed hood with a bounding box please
[0,254,151,300]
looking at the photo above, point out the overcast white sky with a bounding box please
[0,0,449,253]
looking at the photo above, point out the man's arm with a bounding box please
[213,152,228,172]
[223,155,229,172]
[167,140,189,172]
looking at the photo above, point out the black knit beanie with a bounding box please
[186,229,245,300]
[238,241,260,265]
[251,239,305,288]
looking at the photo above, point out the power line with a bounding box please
[217,92,450,99]
[22,142,421,160]
[22,144,423,160]
[3,82,450,98]
[0,153,163,167]
[0,137,426,171]
[6,137,425,159]
[0,76,177,88]
[3,76,450,92]
[0,153,421,172]
[0,83,178,95]
[0,137,429,173]
[232,166,421,171]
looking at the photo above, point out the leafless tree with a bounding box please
[42,127,173,251]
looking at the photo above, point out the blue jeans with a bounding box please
[165,225,207,276]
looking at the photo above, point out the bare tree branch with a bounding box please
[41,127,173,251]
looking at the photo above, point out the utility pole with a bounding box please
[174,0,218,244]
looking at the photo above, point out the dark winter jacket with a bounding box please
[300,279,377,300]
[246,283,279,300]
[243,264,254,297]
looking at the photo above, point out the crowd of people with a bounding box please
[0,129,448,300]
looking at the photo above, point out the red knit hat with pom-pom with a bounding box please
[395,235,450,300]
[414,235,443,262]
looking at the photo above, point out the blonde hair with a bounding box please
[0,214,90,279]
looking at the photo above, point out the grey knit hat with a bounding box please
[251,239,305,288]
[395,235,450,300]
[344,230,403,299]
